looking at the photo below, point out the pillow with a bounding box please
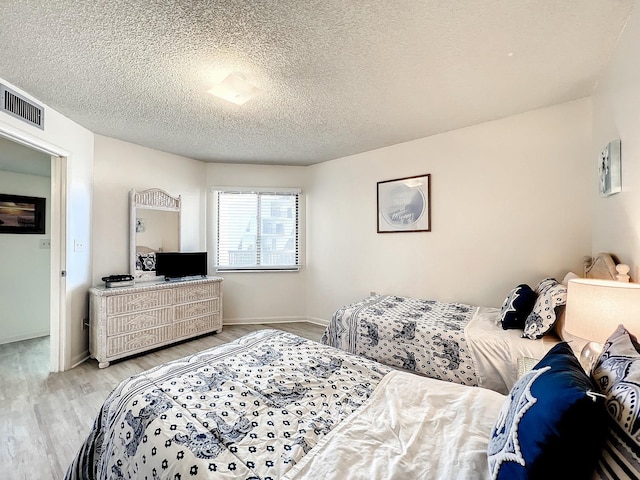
[516,356,539,379]
[487,342,607,479]
[591,324,640,478]
[137,252,156,271]
[500,284,537,330]
[561,271,579,285]
[522,278,567,339]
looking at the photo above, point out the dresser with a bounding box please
[89,276,223,368]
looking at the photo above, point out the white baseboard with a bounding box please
[304,317,329,327]
[0,330,50,346]
[71,350,90,369]
[223,316,329,327]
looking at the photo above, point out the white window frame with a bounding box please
[210,186,302,272]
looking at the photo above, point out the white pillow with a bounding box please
[561,271,579,285]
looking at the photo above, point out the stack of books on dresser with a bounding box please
[101,274,135,288]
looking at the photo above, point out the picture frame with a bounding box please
[599,139,622,197]
[377,174,430,233]
[0,193,46,234]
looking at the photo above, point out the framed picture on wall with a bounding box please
[377,174,431,233]
[0,193,46,234]
[599,139,622,197]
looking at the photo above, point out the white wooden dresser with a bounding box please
[89,276,223,368]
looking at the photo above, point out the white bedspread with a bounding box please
[285,370,505,480]
[466,306,559,394]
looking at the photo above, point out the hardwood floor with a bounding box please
[0,322,326,480]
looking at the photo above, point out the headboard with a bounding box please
[136,245,156,254]
[583,252,631,282]
[555,252,631,344]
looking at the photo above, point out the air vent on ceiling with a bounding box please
[0,84,44,130]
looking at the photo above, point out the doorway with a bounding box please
[0,129,67,372]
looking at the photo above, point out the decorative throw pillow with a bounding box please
[591,324,640,479]
[137,252,156,271]
[500,284,537,330]
[487,342,607,479]
[522,278,567,339]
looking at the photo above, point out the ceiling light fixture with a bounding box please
[207,72,261,106]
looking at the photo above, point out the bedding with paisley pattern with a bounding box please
[322,294,559,393]
[65,329,391,480]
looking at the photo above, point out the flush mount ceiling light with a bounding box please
[207,72,261,105]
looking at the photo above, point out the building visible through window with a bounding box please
[213,188,300,271]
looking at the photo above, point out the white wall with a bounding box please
[206,163,309,323]
[306,99,593,322]
[591,0,640,279]
[92,135,208,284]
[0,77,94,370]
[0,170,51,344]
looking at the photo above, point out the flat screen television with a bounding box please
[155,252,208,280]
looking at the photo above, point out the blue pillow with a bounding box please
[487,342,607,479]
[500,284,537,330]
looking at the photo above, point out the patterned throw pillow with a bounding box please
[137,252,156,271]
[500,284,537,330]
[522,278,567,339]
[487,342,607,479]
[591,324,640,479]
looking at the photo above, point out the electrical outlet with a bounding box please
[74,239,85,252]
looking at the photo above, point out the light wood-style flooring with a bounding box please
[0,322,326,480]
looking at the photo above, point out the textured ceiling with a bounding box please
[0,1,634,166]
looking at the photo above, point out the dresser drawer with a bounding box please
[174,282,219,303]
[174,316,216,339]
[106,307,172,336]
[174,298,219,321]
[107,290,173,315]
[107,325,172,357]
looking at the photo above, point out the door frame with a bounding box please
[0,123,69,372]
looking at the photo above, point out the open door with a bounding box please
[49,155,67,372]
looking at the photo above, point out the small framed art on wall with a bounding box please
[0,193,46,234]
[599,139,621,197]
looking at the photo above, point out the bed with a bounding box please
[65,325,639,479]
[321,253,629,394]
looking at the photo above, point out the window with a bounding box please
[212,187,301,271]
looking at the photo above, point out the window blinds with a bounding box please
[214,188,300,271]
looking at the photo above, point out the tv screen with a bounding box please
[155,252,208,280]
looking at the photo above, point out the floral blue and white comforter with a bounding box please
[65,329,391,480]
[322,295,480,386]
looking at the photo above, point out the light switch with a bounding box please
[39,239,51,249]
[74,239,85,252]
